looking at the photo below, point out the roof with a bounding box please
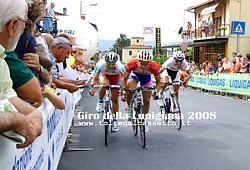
[160,38,228,48]
[185,0,215,11]
[123,45,152,49]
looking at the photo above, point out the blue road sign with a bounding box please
[231,21,245,34]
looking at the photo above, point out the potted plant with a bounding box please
[220,26,227,30]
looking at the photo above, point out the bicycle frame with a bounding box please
[124,84,155,148]
[160,81,182,130]
[93,84,120,145]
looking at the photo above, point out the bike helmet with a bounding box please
[104,51,119,62]
[173,51,185,61]
[137,50,153,61]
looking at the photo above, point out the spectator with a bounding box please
[39,56,65,110]
[4,1,44,103]
[208,61,215,73]
[215,53,223,72]
[43,2,55,33]
[216,61,225,75]
[231,56,241,73]
[0,0,42,148]
[49,37,85,93]
[36,32,54,60]
[222,57,232,73]
[244,53,250,73]
[14,0,50,89]
[207,16,213,35]
[67,47,84,69]
[240,56,248,73]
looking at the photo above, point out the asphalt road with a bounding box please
[58,86,250,170]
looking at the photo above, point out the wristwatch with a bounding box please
[38,65,44,74]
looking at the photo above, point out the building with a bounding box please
[161,0,250,65]
[122,37,153,63]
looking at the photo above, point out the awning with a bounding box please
[201,3,219,15]
[160,39,228,49]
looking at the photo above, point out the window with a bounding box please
[136,39,139,43]
[129,51,132,55]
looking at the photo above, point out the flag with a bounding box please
[143,27,154,34]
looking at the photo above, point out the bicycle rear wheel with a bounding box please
[171,95,182,130]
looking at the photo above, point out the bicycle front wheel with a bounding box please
[104,101,110,145]
[139,118,146,148]
[131,99,138,136]
[171,95,182,130]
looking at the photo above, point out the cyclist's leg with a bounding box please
[172,70,181,99]
[108,74,120,116]
[161,69,170,91]
[96,74,109,111]
[99,73,109,99]
[172,71,181,112]
[126,73,138,105]
[125,73,137,119]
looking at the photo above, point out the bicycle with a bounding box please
[158,81,182,130]
[124,84,156,148]
[92,84,120,145]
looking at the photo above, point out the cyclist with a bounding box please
[89,51,124,132]
[121,50,161,132]
[158,51,192,111]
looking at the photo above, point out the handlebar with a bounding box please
[122,86,156,99]
[92,84,120,90]
[161,81,180,85]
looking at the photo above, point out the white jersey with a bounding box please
[162,57,189,71]
[93,59,124,75]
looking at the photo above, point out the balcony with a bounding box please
[182,24,230,40]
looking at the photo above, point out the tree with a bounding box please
[110,33,131,61]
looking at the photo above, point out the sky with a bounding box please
[47,0,206,45]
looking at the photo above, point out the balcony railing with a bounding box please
[182,24,231,40]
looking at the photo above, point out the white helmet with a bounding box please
[104,51,119,62]
[137,50,153,61]
[173,51,185,61]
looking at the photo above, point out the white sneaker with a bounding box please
[158,99,163,107]
[173,108,179,113]
[125,105,132,121]
[112,118,119,132]
[96,102,104,112]
[145,122,149,133]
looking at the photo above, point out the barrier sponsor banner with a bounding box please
[0,89,81,170]
[188,73,250,95]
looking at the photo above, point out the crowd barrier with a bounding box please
[188,73,250,96]
[0,89,82,170]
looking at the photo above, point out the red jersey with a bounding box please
[125,58,161,76]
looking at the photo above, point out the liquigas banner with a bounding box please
[188,73,250,95]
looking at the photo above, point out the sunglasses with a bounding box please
[106,62,115,65]
[175,60,183,63]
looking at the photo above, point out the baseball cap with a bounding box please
[237,54,242,57]
[217,53,222,57]
[36,22,47,30]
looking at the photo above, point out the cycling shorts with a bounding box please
[128,72,153,86]
[100,73,121,85]
[161,68,180,85]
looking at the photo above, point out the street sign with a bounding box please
[180,42,188,51]
[231,21,245,34]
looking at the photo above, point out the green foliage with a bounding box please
[110,33,131,61]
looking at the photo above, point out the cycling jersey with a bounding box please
[93,59,124,75]
[125,58,161,86]
[162,57,189,71]
[125,58,161,76]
